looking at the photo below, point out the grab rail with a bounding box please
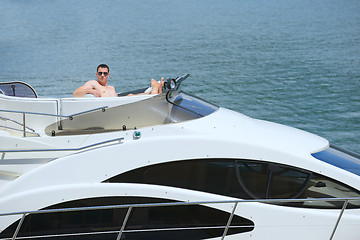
[0,106,108,119]
[0,117,35,133]
[0,106,108,137]
[0,125,39,137]
[0,197,359,240]
[0,137,123,160]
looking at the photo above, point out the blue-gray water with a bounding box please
[1,0,359,153]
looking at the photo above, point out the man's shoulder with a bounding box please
[84,80,100,86]
[87,80,98,84]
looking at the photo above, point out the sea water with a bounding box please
[0,0,359,152]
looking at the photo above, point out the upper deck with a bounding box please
[0,75,218,137]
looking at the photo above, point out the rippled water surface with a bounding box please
[0,0,359,152]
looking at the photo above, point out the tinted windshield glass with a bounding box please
[167,91,218,117]
[312,146,360,176]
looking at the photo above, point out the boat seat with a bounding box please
[0,81,38,98]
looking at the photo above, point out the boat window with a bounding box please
[0,197,254,240]
[105,159,360,209]
[312,145,360,176]
[236,161,311,199]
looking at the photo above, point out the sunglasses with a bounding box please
[98,72,108,76]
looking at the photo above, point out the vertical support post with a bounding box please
[221,202,238,240]
[116,207,133,240]
[22,113,26,137]
[329,200,349,240]
[12,213,27,240]
[58,98,63,130]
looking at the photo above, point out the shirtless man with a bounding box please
[73,64,163,97]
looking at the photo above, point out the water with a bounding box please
[0,0,359,153]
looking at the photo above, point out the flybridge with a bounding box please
[0,74,218,137]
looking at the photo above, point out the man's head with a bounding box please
[96,64,110,86]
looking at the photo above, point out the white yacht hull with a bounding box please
[0,78,359,239]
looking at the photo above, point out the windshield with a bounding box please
[166,91,218,118]
[312,146,360,176]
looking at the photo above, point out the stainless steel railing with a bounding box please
[0,197,359,240]
[0,106,108,137]
[0,137,123,161]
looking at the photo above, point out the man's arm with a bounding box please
[73,80,101,97]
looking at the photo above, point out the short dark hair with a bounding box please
[97,64,109,72]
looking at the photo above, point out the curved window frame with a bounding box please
[105,159,360,209]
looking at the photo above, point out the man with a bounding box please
[73,64,164,97]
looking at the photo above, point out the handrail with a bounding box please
[0,125,39,137]
[0,106,108,119]
[0,117,35,132]
[2,197,359,217]
[0,197,359,240]
[0,106,108,137]
[0,137,123,154]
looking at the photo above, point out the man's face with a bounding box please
[96,67,109,86]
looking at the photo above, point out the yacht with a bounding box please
[0,74,359,240]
